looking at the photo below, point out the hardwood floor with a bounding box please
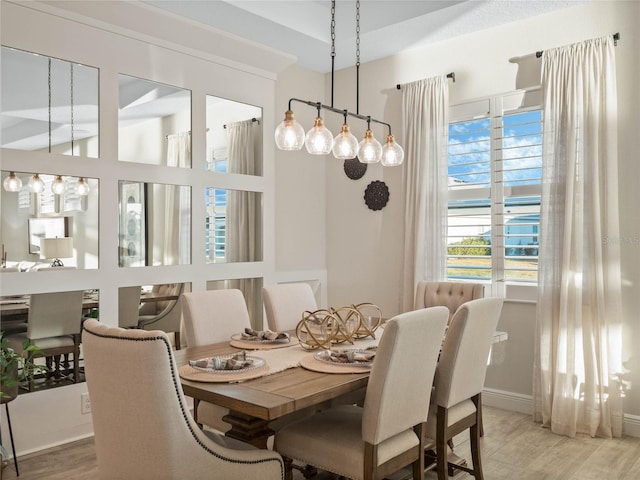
[2,406,639,479]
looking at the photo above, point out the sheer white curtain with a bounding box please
[533,36,623,438]
[165,132,191,265]
[400,76,449,311]
[226,119,261,324]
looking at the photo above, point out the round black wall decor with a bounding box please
[343,158,367,180]
[364,180,389,211]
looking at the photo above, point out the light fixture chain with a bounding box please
[330,0,336,107]
[355,0,360,67]
[70,63,74,156]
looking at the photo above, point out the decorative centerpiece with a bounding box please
[296,303,382,350]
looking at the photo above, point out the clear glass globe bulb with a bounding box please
[305,117,333,155]
[51,175,66,195]
[381,135,405,166]
[357,130,382,163]
[28,173,45,194]
[77,177,90,196]
[274,110,305,151]
[332,124,359,160]
[3,172,22,192]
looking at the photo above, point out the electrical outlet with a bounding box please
[81,392,91,414]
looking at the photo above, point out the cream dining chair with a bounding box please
[181,289,252,432]
[426,297,504,480]
[6,290,84,391]
[274,306,449,480]
[414,281,484,322]
[262,282,318,332]
[81,319,283,480]
[137,282,184,349]
[117,286,142,329]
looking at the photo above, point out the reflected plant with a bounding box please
[0,331,48,399]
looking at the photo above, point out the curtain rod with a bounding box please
[396,72,455,90]
[223,117,260,129]
[536,32,620,58]
[165,128,209,139]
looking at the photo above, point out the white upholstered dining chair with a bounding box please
[414,281,484,322]
[274,306,449,480]
[262,282,318,332]
[181,289,252,432]
[117,286,142,329]
[6,290,84,391]
[426,297,503,480]
[81,319,284,480]
[137,282,184,349]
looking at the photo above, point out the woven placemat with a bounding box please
[299,354,372,374]
[229,336,300,350]
[178,363,269,383]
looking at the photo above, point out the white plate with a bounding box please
[314,349,375,367]
[190,355,266,374]
[230,333,290,344]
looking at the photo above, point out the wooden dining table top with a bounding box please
[174,339,371,423]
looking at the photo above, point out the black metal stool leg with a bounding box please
[4,403,19,476]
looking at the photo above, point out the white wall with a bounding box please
[320,0,640,426]
[0,0,292,455]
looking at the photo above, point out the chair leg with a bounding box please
[4,403,19,476]
[174,331,181,350]
[436,406,448,480]
[470,423,483,480]
[282,456,294,480]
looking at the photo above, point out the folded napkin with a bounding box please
[189,350,254,371]
[241,327,290,342]
[327,349,376,364]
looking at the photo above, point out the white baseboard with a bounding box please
[482,387,640,438]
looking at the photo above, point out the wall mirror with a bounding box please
[207,277,263,329]
[1,46,99,157]
[206,95,262,175]
[118,74,191,167]
[205,187,262,264]
[119,181,191,267]
[1,171,99,270]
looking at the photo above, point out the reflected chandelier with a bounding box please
[275,0,404,166]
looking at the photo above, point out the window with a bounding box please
[205,186,227,263]
[447,90,542,297]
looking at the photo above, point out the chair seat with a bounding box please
[7,332,76,350]
[276,404,420,480]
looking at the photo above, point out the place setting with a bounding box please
[299,346,377,374]
[178,350,269,383]
[229,327,299,350]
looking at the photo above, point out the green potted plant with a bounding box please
[0,332,48,401]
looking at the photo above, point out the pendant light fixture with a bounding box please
[275,0,403,165]
[51,175,66,195]
[28,173,45,193]
[3,172,22,192]
[76,177,90,196]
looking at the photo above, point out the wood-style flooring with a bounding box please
[2,406,639,479]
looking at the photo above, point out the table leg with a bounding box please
[222,411,274,449]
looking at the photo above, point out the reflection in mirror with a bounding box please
[1,171,99,270]
[118,74,191,166]
[0,288,99,392]
[207,278,263,330]
[137,282,190,349]
[206,95,262,175]
[119,181,191,267]
[1,46,99,157]
[205,188,262,264]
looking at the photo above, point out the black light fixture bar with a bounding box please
[287,97,393,135]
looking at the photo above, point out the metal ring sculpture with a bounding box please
[296,303,382,350]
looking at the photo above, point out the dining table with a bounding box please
[174,332,379,449]
[175,327,509,449]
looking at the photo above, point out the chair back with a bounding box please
[138,283,184,332]
[82,319,284,479]
[181,289,251,347]
[362,306,448,446]
[263,283,318,331]
[434,297,504,409]
[414,281,484,320]
[27,290,84,340]
[118,286,141,328]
